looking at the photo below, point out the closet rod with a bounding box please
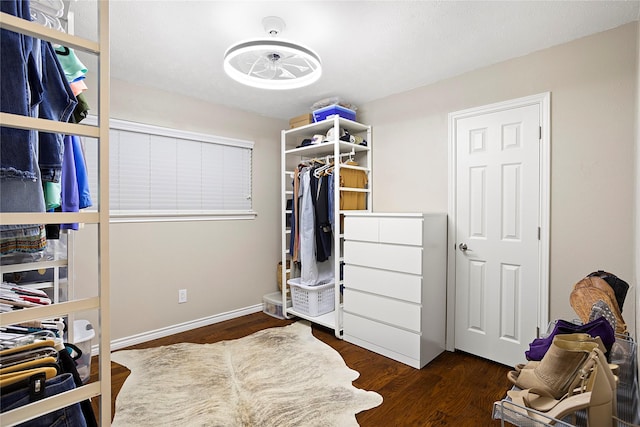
[340,164,370,172]
[0,11,99,53]
[302,150,356,163]
[338,187,370,193]
[333,150,356,159]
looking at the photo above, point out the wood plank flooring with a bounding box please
[90,312,513,426]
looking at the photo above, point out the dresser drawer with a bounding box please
[344,216,423,246]
[344,216,379,242]
[344,264,422,303]
[378,217,422,245]
[343,241,423,275]
[343,288,421,332]
[343,312,420,360]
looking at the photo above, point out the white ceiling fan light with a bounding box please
[223,16,322,90]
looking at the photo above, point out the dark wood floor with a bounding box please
[90,312,513,426]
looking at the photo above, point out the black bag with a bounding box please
[58,343,98,427]
[587,270,630,312]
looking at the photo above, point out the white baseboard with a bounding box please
[91,304,263,356]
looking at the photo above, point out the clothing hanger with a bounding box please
[313,157,334,177]
[30,0,65,18]
[0,356,59,375]
[0,338,57,356]
[0,345,59,368]
[0,366,58,388]
[343,153,358,166]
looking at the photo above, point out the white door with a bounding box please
[454,103,541,367]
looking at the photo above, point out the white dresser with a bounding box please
[342,213,447,368]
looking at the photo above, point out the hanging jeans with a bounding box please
[0,143,46,248]
[0,0,40,180]
[0,0,77,182]
[0,373,88,427]
[0,144,46,214]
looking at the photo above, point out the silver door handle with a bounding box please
[459,243,468,251]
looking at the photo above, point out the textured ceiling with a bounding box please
[70,1,640,120]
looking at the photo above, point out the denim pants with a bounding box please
[0,143,46,214]
[0,0,77,182]
[0,0,39,180]
[0,373,88,427]
[0,100,46,238]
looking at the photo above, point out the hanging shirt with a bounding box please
[340,168,368,210]
[313,171,331,261]
[60,135,79,230]
[71,135,92,209]
[38,41,78,183]
[54,46,88,82]
[291,166,301,262]
[299,168,333,286]
[299,168,317,285]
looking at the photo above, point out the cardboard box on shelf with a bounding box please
[289,113,313,129]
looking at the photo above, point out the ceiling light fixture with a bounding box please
[223,16,322,90]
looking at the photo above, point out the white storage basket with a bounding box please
[287,278,335,317]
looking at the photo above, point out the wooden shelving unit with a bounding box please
[0,2,110,425]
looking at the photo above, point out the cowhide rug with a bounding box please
[110,321,383,426]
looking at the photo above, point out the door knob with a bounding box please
[459,243,468,251]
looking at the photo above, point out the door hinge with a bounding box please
[538,227,541,240]
[539,126,542,140]
[536,326,540,338]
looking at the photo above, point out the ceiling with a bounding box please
[70,1,640,121]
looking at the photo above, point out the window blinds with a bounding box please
[83,118,254,219]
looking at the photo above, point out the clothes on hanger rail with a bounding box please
[297,166,333,286]
[288,156,368,285]
[1,0,94,254]
[0,332,98,427]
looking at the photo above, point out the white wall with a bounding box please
[75,79,287,342]
[360,23,638,336]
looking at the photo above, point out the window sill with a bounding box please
[106,210,257,223]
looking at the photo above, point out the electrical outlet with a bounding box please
[178,289,187,304]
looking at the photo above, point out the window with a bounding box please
[83,118,254,222]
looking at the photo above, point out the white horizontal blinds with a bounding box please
[81,118,254,217]
[196,141,253,211]
[222,144,252,210]
[117,130,151,210]
[108,130,120,211]
[202,141,225,209]
[149,134,177,210]
[176,138,202,210]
